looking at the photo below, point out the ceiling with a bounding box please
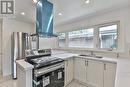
[14,0,130,25]
[14,0,36,23]
[54,0,130,26]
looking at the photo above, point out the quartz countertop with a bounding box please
[51,53,78,60]
[51,52,117,63]
[75,56,117,63]
[16,60,34,71]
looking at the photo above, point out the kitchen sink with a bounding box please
[79,54,103,58]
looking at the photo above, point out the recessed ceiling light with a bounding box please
[21,12,26,16]
[58,13,62,16]
[33,0,38,3]
[85,0,90,4]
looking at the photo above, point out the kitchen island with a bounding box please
[16,60,34,87]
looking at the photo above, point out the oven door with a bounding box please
[33,63,64,87]
[51,68,64,87]
[33,72,52,87]
[33,68,64,87]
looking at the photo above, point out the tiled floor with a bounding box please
[66,81,87,87]
[0,80,17,87]
[0,79,87,87]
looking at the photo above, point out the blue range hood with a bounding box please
[36,0,57,37]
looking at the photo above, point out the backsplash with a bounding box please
[53,48,130,58]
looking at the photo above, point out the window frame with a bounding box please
[96,22,119,51]
[58,32,67,47]
[57,21,120,52]
[68,28,94,48]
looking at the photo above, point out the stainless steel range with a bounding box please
[26,49,64,87]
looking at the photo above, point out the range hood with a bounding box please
[36,0,57,37]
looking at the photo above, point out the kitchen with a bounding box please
[0,0,130,87]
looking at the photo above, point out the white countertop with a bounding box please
[52,53,78,60]
[52,52,117,63]
[75,56,117,63]
[16,60,34,71]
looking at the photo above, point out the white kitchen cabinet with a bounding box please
[16,60,34,87]
[86,60,104,87]
[65,58,74,86]
[74,58,87,83]
[0,21,1,53]
[104,63,117,87]
[73,57,117,87]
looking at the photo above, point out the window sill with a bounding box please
[55,47,122,54]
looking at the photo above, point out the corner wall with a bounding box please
[0,20,2,75]
[2,19,35,76]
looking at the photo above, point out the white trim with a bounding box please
[57,21,121,52]
[96,22,120,51]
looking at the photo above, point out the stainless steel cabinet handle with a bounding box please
[85,60,87,66]
[67,61,68,66]
[104,63,106,70]
[87,60,89,66]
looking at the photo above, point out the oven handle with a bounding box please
[35,63,64,77]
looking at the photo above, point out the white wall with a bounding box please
[0,20,2,75]
[39,37,58,49]
[2,19,35,76]
[55,6,130,54]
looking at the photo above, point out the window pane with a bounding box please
[99,24,118,49]
[58,33,66,47]
[68,28,94,48]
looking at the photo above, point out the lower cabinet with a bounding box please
[74,57,117,87]
[87,60,104,87]
[74,58,87,83]
[65,58,74,86]
[104,63,117,87]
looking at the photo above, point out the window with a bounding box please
[99,24,118,49]
[68,28,94,48]
[57,22,119,51]
[58,33,66,47]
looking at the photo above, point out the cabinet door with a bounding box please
[74,58,87,83]
[87,60,104,87]
[104,63,116,87]
[65,59,74,86]
[0,23,1,75]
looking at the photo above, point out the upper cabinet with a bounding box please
[36,0,54,37]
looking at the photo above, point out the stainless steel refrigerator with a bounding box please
[11,32,39,79]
